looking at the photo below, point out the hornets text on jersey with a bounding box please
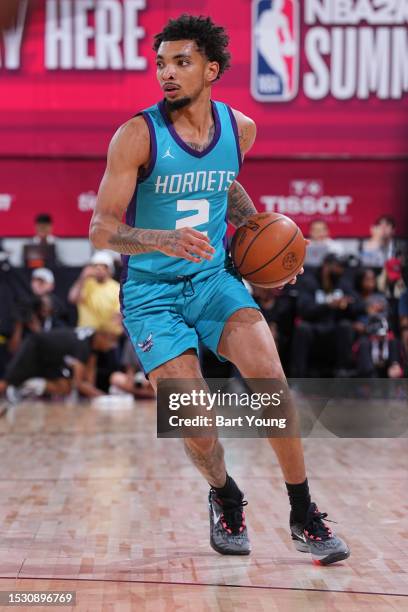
[123,99,242,280]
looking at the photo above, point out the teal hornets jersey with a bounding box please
[124,100,242,279]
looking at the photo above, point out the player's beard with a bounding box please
[165,96,192,112]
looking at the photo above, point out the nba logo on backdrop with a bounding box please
[251,0,299,102]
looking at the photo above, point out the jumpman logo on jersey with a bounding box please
[162,146,175,160]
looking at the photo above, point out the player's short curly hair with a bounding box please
[153,14,231,80]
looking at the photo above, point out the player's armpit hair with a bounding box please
[108,224,177,255]
[227,181,257,228]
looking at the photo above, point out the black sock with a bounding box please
[285,478,311,526]
[212,474,242,502]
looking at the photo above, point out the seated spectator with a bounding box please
[0,327,120,403]
[23,213,60,268]
[110,339,155,399]
[68,251,121,334]
[353,269,402,378]
[360,215,404,268]
[32,213,58,246]
[69,252,122,392]
[304,219,343,267]
[399,290,408,376]
[377,256,406,300]
[0,246,16,378]
[8,269,69,354]
[291,254,358,377]
[30,268,69,329]
[251,284,296,370]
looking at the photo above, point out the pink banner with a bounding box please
[0,158,406,238]
[0,0,407,157]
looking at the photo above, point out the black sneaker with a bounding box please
[208,489,251,555]
[291,502,350,565]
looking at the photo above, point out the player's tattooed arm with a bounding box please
[107,224,215,262]
[108,225,176,254]
[232,108,257,158]
[90,118,214,262]
[227,180,257,228]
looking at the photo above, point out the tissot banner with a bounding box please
[0,158,406,237]
[0,0,407,157]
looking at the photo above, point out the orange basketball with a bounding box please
[231,213,306,288]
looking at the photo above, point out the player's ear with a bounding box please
[206,61,219,83]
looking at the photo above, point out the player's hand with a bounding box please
[159,228,215,263]
[281,239,310,287]
[276,267,305,290]
[81,265,97,279]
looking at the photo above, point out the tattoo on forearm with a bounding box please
[108,224,177,255]
[227,181,257,228]
[185,123,215,152]
[238,125,250,151]
[184,439,226,488]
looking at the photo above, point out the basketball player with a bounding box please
[90,15,350,565]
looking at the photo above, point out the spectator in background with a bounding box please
[69,252,122,391]
[304,219,343,267]
[360,215,398,267]
[110,338,155,399]
[353,268,402,378]
[23,213,60,268]
[30,268,69,329]
[399,290,408,376]
[8,268,69,355]
[32,213,57,246]
[0,327,120,403]
[251,284,296,371]
[291,254,358,377]
[377,256,406,300]
[68,251,121,334]
[0,245,17,378]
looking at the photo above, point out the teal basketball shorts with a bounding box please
[121,266,260,374]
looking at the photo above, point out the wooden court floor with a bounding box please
[0,400,406,611]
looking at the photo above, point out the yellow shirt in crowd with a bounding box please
[78,278,121,332]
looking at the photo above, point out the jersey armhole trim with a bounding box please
[226,106,243,170]
[135,111,157,182]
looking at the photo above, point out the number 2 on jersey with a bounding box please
[176,199,209,236]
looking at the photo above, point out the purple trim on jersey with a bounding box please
[119,182,139,314]
[136,112,157,182]
[223,228,228,250]
[158,99,221,158]
[227,105,243,170]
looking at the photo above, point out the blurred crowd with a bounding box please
[0,213,406,404]
[253,215,407,380]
